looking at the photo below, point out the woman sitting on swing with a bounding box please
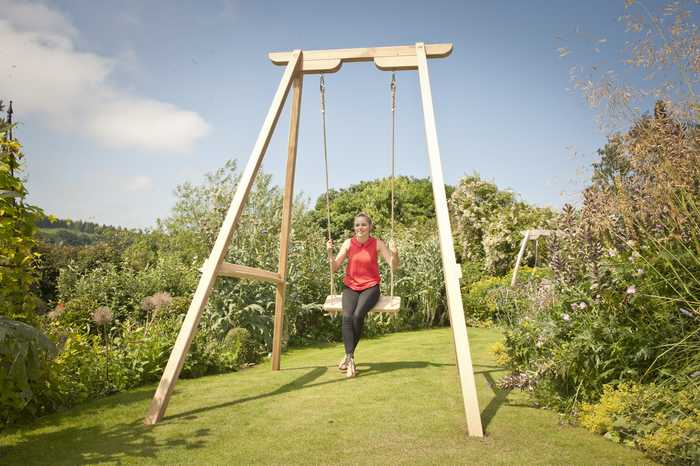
[326,212,399,378]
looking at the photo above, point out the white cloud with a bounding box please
[124,175,153,192]
[87,99,209,153]
[0,0,209,153]
[1,0,76,37]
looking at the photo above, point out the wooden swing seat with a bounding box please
[323,294,401,316]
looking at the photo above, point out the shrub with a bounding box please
[580,383,700,465]
[0,317,56,427]
[56,257,198,330]
[462,275,504,326]
[462,267,552,326]
[223,327,258,366]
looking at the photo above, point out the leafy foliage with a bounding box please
[580,383,700,465]
[0,103,44,324]
[449,173,555,274]
[312,176,444,240]
[0,316,56,426]
[501,6,700,457]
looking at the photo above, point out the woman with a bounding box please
[326,212,399,377]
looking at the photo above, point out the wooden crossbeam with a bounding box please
[270,43,452,73]
[520,229,552,239]
[375,55,419,71]
[218,263,282,284]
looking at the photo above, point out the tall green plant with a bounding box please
[0,102,45,324]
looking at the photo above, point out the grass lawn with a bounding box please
[0,327,655,465]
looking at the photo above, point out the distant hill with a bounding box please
[36,217,131,246]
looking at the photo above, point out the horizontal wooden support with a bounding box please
[374,55,418,71]
[521,229,553,239]
[302,58,342,73]
[269,43,452,70]
[218,263,283,284]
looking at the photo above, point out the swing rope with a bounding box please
[320,75,335,296]
[389,73,396,297]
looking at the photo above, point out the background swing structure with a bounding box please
[510,229,553,287]
[144,42,484,438]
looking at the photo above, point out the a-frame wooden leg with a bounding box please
[511,231,530,287]
[272,71,303,371]
[415,42,484,437]
[144,50,303,426]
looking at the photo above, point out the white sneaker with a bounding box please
[345,358,356,378]
[338,355,349,371]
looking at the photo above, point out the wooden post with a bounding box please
[510,231,530,287]
[415,42,484,438]
[272,69,303,371]
[144,50,303,425]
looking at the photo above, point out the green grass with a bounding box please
[0,327,655,465]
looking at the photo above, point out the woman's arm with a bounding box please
[327,239,350,273]
[377,239,399,270]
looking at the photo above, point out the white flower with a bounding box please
[578,302,588,310]
[626,285,636,295]
[562,313,571,321]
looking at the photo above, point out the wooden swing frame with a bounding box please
[144,42,484,438]
[510,229,552,287]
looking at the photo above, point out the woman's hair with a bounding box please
[354,212,373,229]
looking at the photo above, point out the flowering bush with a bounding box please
[450,174,555,274]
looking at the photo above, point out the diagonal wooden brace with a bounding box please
[144,50,303,426]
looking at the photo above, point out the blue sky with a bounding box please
[0,0,680,228]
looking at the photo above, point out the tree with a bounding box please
[311,176,447,240]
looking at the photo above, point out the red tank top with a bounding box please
[343,236,381,291]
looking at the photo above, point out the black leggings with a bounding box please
[341,285,380,356]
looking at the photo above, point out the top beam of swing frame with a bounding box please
[269,43,453,73]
